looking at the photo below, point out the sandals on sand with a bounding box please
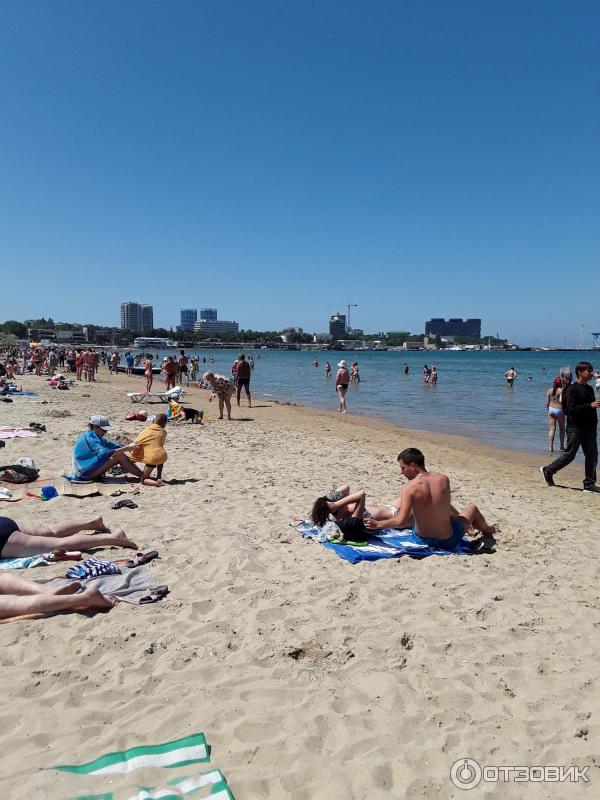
[126,550,159,569]
[139,585,169,604]
[111,499,138,510]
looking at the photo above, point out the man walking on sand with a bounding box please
[236,354,252,408]
[365,447,497,547]
[541,361,600,493]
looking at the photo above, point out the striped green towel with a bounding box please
[54,732,209,775]
[71,769,234,799]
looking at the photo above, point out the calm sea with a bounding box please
[131,349,599,456]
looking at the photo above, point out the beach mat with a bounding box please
[295,521,485,564]
[48,732,234,799]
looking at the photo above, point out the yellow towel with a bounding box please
[130,423,168,465]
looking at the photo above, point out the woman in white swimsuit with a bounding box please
[546,377,565,452]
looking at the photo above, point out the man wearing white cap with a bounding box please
[72,415,143,481]
[335,360,350,414]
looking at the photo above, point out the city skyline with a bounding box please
[0,2,598,347]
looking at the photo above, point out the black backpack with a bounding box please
[0,464,40,483]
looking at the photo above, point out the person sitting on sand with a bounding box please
[130,413,168,486]
[203,371,235,420]
[72,415,144,481]
[0,514,137,559]
[0,574,117,619]
[365,447,497,548]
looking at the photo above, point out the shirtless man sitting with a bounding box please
[365,447,497,547]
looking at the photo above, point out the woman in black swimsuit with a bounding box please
[0,515,137,559]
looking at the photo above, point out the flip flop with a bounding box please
[139,585,169,604]
[126,550,159,569]
[111,499,138,510]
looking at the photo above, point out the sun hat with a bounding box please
[89,415,112,430]
[338,360,347,368]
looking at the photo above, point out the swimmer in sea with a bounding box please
[504,367,517,388]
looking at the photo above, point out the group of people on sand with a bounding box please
[201,354,252,419]
[310,447,497,547]
[72,414,168,487]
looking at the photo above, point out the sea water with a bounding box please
[129,349,597,456]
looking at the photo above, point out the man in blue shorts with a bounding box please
[365,448,497,548]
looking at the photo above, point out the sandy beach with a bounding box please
[1,369,598,799]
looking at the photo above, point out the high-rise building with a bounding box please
[180,308,197,330]
[200,308,217,321]
[329,312,347,339]
[121,302,142,332]
[141,304,154,331]
[425,318,481,338]
[120,301,153,332]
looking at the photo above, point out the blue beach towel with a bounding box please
[295,520,485,564]
[0,553,52,570]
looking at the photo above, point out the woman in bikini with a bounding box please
[310,485,407,532]
[0,515,137,559]
[144,355,154,392]
[546,377,565,452]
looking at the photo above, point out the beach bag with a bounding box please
[0,464,40,483]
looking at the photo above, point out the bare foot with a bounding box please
[112,529,138,550]
[91,516,110,533]
[50,581,82,596]
[481,522,500,535]
[80,586,118,609]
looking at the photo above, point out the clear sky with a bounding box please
[1,1,598,346]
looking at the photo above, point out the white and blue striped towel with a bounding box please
[294,520,484,564]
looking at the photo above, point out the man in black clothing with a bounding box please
[541,361,600,492]
[236,354,252,408]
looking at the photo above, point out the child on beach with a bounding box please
[130,413,168,486]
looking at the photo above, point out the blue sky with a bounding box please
[0,0,598,346]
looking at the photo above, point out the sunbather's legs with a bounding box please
[456,504,498,535]
[0,585,116,619]
[141,464,163,487]
[0,574,80,596]
[1,528,137,558]
[86,452,144,481]
[17,516,109,537]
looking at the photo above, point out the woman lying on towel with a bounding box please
[311,485,406,541]
[0,574,116,619]
[0,515,137,559]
